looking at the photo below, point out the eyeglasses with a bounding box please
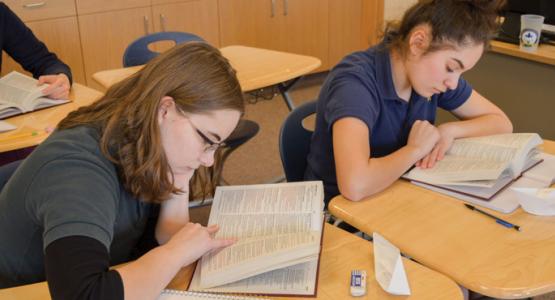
[187,118,226,153]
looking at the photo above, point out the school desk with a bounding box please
[491,40,555,66]
[329,140,555,299]
[0,84,103,153]
[92,45,322,111]
[0,224,463,300]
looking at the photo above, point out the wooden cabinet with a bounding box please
[1,0,86,84]
[77,6,153,89]
[219,0,329,70]
[2,0,383,87]
[151,0,220,47]
[218,0,287,54]
[76,0,220,89]
[329,0,382,66]
[280,0,329,70]
[219,0,382,70]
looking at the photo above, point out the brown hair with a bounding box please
[384,0,506,55]
[58,42,244,203]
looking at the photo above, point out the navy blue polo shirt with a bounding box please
[305,43,472,203]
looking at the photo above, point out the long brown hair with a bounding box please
[384,0,506,55]
[58,42,244,203]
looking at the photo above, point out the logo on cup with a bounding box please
[521,29,539,47]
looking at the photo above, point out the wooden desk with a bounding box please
[0,224,463,299]
[0,84,103,153]
[329,141,555,299]
[491,40,555,66]
[92,45,322,111]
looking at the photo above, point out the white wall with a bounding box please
[384,0,417,22]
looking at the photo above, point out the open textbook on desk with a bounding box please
[0,71,69,119]
[403,133,555,213]
[188,181,324,296]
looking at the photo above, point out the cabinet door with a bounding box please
[152,0,220,47]
[329,0,381,66]
[219,0,328,70]
[218,0,282,51]
[78,7,153,89]
[280,0,328,70]
[1,16,86,85]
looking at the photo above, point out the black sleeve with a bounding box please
[44,236,124,300]
[0,3,73,84]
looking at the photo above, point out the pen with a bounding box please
[464,203,521,231]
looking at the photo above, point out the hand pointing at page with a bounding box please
[38,73,71,100]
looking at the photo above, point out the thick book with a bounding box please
[403,133,544,200]
[188,181,325,297]
[0,71,69,119]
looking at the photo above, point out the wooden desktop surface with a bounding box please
[0,84,103,153]
[92,45,322,92]
[329,140,555,299]
[0,224,463,299]
[491,40,555,66]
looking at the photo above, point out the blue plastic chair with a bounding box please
[279,100,317,182]
[122,31,204,67]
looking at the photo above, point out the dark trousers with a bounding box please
[0,147,35,167]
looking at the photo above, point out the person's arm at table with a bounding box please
[417,90,513,169]
[0,3,72,99]
[46,224,232,300]
[333,117,439,201]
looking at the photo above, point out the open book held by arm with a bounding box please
[0,71,69,119]
[188,181,325,296]
[403,133,544,200]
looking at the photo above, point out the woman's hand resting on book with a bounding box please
[164,223,235,267]
[38,73,70,99]
[416,123,455,169]
[406,120,440,162]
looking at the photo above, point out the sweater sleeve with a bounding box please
[45,236,124,300]
[0,3,73,84]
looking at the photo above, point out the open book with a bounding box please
[403,133,544,200]
[0,71,69,119]
[188,181,325,296]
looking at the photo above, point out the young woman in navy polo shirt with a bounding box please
[305,0,513,203]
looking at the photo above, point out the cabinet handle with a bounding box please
[283,0,288,16]
[23,2,45,8]
[160,14,167,32]
[270,0,275,17]
[143,16,150,35]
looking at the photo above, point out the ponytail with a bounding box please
[384,0,506,54]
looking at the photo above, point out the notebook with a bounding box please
[158,289,267,300]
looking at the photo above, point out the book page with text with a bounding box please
[406,156,509,182]
[196,181,324,291]
[189,260,318,295]
[406,133,542,183]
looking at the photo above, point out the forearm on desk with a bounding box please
[440,113,513,139]
[118,245,186,300]
[336,146,422,202]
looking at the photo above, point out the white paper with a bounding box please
[512,188,555,216]
[373,232,411,296]
[0,120,16,132]
[523,153,555,186]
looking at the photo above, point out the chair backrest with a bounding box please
[279,100,317,182]
[0,159,23,192]
[122,31,204,67]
